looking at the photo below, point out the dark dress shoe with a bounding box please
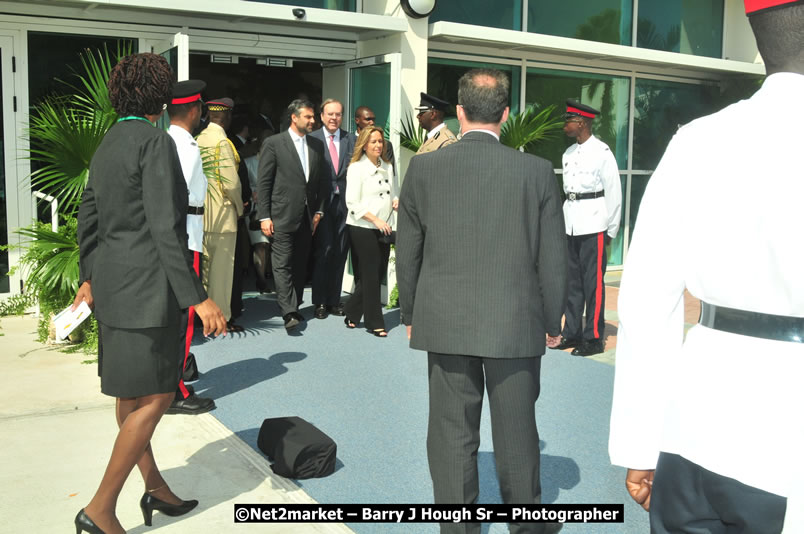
[283,313,300,330]
[554,338,581,350]
[293,311,305,322]
[165,394,215,415]
[327,303,346,316]
[314,304,328,319]
[75,509,105,533]
[140,493,199,526]
[572,340,605,357]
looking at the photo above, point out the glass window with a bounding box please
[427,59,521,136]
[27,33,134,106]
[0,49,8,293]
[430,0,523,31]
[607,175,628,266]
[244,0,355,10]
[350,63,391,134]
[633,78,721,170]
[637,0,724,58]
[528,0,633,46]
[628,174,651,238]
[525,67,630,169]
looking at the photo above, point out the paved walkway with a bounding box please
[0,275,666,533]
[0,315,353,533]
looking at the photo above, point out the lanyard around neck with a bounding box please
[117,116,155,126]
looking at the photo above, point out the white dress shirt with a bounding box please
[609,73,804,499]
[167,124,207,253]
[562,135,622,238]
[426,122,447,139]
[345,155,398,229]
[288,128,309,182]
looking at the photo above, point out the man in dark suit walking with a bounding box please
[310,98,355,319]
[396,69,567,534]
[257,99,328,330]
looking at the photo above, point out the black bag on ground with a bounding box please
[257,416,337,479]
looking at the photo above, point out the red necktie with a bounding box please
[328,134,339,173]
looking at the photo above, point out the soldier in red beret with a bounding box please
[610,1,804,531]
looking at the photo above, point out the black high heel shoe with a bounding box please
[139,493,199,526]
[75,509,105,534]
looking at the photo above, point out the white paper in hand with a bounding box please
[53,301,92,341]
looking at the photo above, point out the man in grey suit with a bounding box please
[310,98,355,319]
[257,99,328,330]
[397,69,568,534]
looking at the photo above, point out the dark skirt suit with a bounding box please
[78,119,208,398]
[343,155,398,330]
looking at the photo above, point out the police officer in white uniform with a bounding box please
[165,80,216,415]
[609,1,804,531]
[551,100,621,357]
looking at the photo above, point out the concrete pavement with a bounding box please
[0,314,353,533]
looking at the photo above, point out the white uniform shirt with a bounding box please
[426,122,447,139]
[167,124,207,253]
[562,135,622,238]
[609,73,804,499]
[345,155,398,229]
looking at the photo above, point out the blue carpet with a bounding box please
[191,290,649,533]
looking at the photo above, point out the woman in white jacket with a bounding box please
[343,126,398,337]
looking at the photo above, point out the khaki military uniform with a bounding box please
[416,125,457,155]
[197,122,243,320]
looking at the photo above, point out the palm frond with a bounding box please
[199,144,231,202]
[27,98,115,215]
[398,111,426,152]
[14,226,80,301]
[26,44,126,216]
[500,104,564,151]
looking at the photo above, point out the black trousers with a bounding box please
[271,217,312,317]
[561,231,607,342]
[426,352,544,534]
[312,195,349,307]
[230,218,249,320]
[344,225,390,330]
[651,453,786,534]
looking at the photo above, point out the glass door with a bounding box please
[323,53,401,299]
[0,35,20,296]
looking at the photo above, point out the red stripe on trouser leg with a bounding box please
[178,251,201,399]
[593,232,604,339]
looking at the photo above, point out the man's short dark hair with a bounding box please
[457,68,510,124]
[166,101,199,119]
[288,99,315,117]
[749,4,804,74]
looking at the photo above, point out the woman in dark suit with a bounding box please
[72,53,227,534]
[343,126,398,337]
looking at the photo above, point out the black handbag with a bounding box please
[377,212,396,245]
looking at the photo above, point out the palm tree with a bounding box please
[8,43,131,343]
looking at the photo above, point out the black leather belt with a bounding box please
[187,206,204,215]
[699,302,804,343]
[566,190,604,201]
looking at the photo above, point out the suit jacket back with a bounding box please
[78,121,207,329]
[396,131,568,358]
[256,131,328,233]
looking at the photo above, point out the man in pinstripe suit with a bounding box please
[397,69,568,534]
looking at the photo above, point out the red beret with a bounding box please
[745,0,804,15]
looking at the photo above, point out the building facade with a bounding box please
[0,0,763,297]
